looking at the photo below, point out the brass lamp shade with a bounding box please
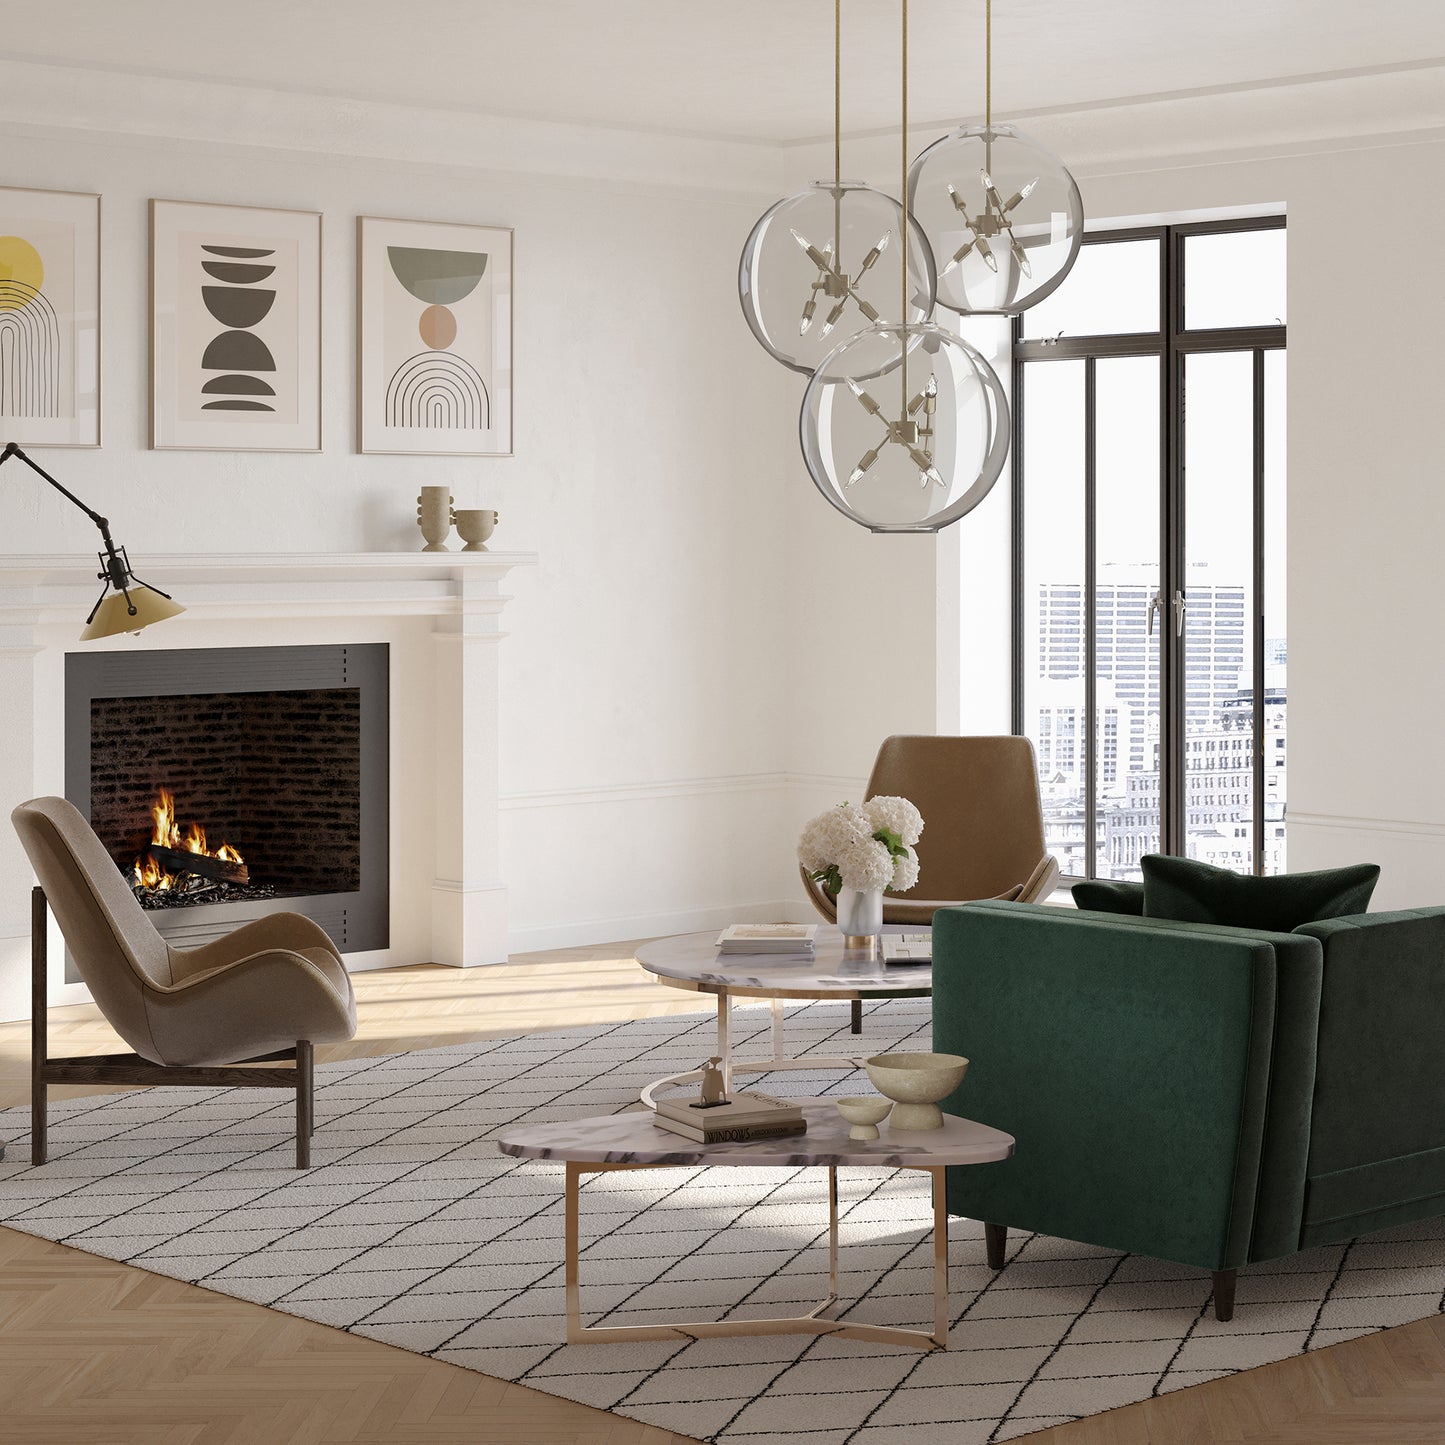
[80,586,186,641]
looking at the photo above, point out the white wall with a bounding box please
[0,69,805,955]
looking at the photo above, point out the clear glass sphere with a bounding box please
[800,323,1008,533]
[739,180,938,376]
[907,123,1083,316]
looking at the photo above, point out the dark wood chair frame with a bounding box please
[29,886,317,1170]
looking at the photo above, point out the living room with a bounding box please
[1,2,1442,1441]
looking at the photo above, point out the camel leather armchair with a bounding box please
[801,734,1061,926]
[12,796,357,1168]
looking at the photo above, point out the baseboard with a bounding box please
[505,898,818,956]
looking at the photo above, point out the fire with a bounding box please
[131,788,244,894]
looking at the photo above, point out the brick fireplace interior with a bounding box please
[65,643,389,973]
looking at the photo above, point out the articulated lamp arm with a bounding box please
[0,441,182,637]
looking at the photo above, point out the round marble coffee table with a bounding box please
[498,1099,1013,1351]
[634,926,932,1104]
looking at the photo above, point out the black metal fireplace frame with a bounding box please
[65,644,389,972]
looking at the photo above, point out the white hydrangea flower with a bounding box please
[863,794,924,846]
[797,803,873,872]
[889,845,920,893]
[836,836,895,892]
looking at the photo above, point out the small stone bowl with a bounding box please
[835,1096,892,1141]
[454,508,498,551]
[863,1052,969,1131]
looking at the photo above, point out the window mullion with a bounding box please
[1084,357,1097,880]
[1162,225,1186,859]
[1252,348,1267,874]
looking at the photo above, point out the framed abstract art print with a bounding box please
[357,215,513,455]
[0,186,100,447]
[151,199,321,451]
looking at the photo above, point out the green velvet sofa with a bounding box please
[932,897,1445,1320]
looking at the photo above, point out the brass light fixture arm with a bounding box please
[0,441,175,623]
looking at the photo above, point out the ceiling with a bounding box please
[6,1,1444,144]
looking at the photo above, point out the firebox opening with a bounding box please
[67,643,389,962]
[90,685,364,908]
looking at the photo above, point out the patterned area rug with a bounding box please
[1,999,1443,1445]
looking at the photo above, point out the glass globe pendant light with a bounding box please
[738,0,936,377]
[906,0,1082,316]
[801,324,1007,532]
[799,0,1008,534]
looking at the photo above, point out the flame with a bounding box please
[133,788,244,893]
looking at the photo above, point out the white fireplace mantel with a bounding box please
[0,550,537,1021]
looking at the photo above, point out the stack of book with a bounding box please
[714,923,817,955]
[881,932,932,965]
[653,1090,807,1143]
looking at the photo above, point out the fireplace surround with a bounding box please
[0,551,535,1022]
[66,644,390,962]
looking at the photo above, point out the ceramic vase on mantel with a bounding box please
[836,886,883,950]
[416,486,454,551]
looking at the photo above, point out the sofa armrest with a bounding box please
[933,900,1322,1271]
[1292,907,1445,1243]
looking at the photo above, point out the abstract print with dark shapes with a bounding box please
[384,245,490,429]
[199,243,277,413]
[0,234,62,418]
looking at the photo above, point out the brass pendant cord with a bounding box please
[834,0,842,258]
[835,0,842,189]
[985,0,992,129]
[900,0,909,412]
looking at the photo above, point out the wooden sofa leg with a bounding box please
[985,1221,1007,1269]
[850,999,862,1034]
[296,1040,313,1169]
[31,886,48,1167]
[1212,1268,1237,1322]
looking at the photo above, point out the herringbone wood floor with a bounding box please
[2,946,1443,1443]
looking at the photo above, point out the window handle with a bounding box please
[1173,590,1187,636]
[1148,591,1163,636]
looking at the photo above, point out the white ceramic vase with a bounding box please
[836,886,883,940]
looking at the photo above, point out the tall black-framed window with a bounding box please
[1010,217,1286,881]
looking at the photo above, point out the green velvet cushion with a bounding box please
[1070,879,1145,915]
[1140,854,1379,932]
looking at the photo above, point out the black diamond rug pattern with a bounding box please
[1,999,1442,1444]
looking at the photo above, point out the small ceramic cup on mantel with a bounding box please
[416,486,453,551]
[454,508,498,552]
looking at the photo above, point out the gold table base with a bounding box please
[564,1160,950,1350]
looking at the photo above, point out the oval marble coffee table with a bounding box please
[498,1099,1013,1351]
[635,926,931,1104]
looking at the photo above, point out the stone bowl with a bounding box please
[863,1052,969,1131]
[834,1096,892,1141]
[454,508,498,551]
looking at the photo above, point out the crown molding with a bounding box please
[0,58,785,197]
[784,61,1445,185]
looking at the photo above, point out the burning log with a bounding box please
[147,844,250,886]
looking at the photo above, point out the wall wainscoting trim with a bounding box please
[1290,812,1445,841]
[500,772,866,812]
[505,898,817,956]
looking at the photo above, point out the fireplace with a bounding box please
[65,644,389,970]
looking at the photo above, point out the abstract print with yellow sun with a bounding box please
[0,187,99,446]
[0,230,64,418]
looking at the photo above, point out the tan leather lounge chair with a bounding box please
[12,796,357,1168]
[802,735,1060,1030]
